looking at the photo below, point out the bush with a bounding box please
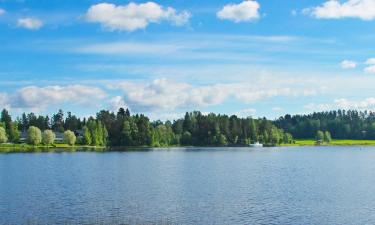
[324,131,332,143]
[27,126,42,145]
[0,127,8,143]
[42,130,56,145]
[63,130,76,146]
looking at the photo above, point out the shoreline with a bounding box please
[2,140,375,153]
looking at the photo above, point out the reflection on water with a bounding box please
[2,146,375,225]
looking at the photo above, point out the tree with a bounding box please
[27,126,42,145]
[42,130,56,145]
[82,126,92,145]
[1,109,11,127]
[63,130,76,146]
[122,120,132,145]
[269,127,281,145]
[0,127,8,143]
[181,131,192,145]
[283,133,293,144]
[316,130,324,143]
[218,134,228,146]
[324,131,332,143]
[8,122,20,143]
[52,109,64,132]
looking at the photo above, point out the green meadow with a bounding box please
[283,139,375,146]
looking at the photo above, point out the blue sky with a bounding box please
[1,0,375,120]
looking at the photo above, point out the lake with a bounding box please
[2,146,375,225]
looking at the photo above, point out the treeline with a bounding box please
[0,108,293,147]
[276,110,375,139]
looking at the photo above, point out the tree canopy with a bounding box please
[276,110,375,140]
[27,126,42,145]
[0,108,297,147]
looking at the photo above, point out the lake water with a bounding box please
[2,146,375,225]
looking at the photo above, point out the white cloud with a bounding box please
[305,0,375,20]
[334,98,375,109]
[364,57,375,73]
[217,0,260,22]
[235,108,256,118]
[0,8,5,16]
[272,107,283,111]
[108,96,128,112]
[84,2,191,31]
[110,78,318,112]
[17,18,43,30]
[304,102,332,111]
[365,58,375,64]
[76,42,182,55]
[0,92,10,110]
[12,85,106,111]
[364,65,375,74]
[305,97,375,112]
[340,60,357,69]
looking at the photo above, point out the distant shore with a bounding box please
[2,140,375,153]
[0,143,106,153]
[282,139,375,146]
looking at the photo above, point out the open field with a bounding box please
[282,139,375,146]
[0,143,105,153]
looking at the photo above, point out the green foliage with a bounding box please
[0,127,8,143]
[63,130,76,146]
[85,119,108,146]
[324,131,332,143]
[0,107,294,147]
[218,134,228,146]
[8,122,20,143]
[42,130,55,145]
[82,126,92,145]
[275,110,375,140]
[181,131,192,145]
[316,130,324,142]
[27,126,42,145]
[283,133,293,144]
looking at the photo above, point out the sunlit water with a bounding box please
[2,147,375,225]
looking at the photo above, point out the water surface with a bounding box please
[2,146,375,224]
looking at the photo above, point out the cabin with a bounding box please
[20,131,65,143]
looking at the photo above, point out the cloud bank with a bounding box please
[341,60,357,69]
[85,2,191,31]
[217,0,260,22]
[305,0,375,20]
[17,18,43,30]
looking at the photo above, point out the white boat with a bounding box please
[249,142,263,147]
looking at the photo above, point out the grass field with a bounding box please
[282,139,375,146]
[0,143,106,153]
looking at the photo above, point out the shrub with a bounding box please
[27,126,42,145]
[63,130,76,146]
[0,127,8,143]
[42,130,56,145]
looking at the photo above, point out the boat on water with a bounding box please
[249,142,263,147]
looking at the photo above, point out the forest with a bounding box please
[0,108,292,147]
[276,110,375,140]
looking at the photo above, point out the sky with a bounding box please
[1,0,375,120]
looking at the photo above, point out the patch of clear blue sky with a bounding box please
[0,0,375,119]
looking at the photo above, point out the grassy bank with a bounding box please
[0,143,106,153]
[3,139,375,153]
[282,139,375,146]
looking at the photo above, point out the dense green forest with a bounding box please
[4,108,375,147]
[276,110,375,139]
[0,108,292,147]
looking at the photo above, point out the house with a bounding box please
[20,130,64,143]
